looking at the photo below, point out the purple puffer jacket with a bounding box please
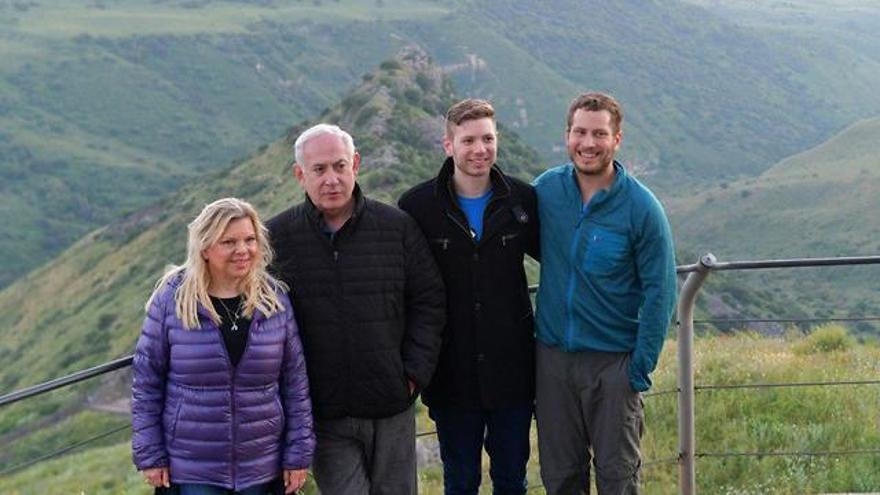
[131,278,315,490]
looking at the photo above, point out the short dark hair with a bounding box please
[566,92,622,134]
[445,98,495,136]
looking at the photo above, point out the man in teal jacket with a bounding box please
[533,92,677,494]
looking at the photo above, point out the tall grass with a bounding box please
[641,326,880,494]
[1,329,878,493]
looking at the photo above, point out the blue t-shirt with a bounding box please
[457,189,494,241]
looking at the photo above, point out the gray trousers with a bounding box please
[535,342,644,495]
[312,404,417,495]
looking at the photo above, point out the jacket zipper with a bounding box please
[230,376,237,488]
[225,317,256,489]
[480,196,508,244]
[445,211,476,246]
[331,242,351,412]
[566,210,588,349]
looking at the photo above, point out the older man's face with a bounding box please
[294,133,360,220]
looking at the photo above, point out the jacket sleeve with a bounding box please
[131,290,171,471]
[628,199,678,392]
[280,298,315,470]
[523,184,541,262]
[400,214,446,390]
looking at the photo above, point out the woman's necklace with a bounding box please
[215,296,243,332]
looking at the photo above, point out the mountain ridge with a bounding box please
[4,0,880,286]
[668,116,880,327]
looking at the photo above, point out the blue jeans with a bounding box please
[429,405,532,495]
[177,481,274,495]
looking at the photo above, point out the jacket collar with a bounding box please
[568,160,627,211]
[304,183,366,232]
[434,157,512,203]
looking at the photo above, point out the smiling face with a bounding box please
[566,108,622,181]
[444,117,497,180]
[201,216,258,289]
[294,132,360,224]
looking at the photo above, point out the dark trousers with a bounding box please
[535,342,644,495]
[429,405,532,495]
[312,405,417,495]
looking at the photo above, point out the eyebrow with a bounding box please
[312,158,347,168]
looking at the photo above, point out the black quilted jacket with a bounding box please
[268,186,445,419]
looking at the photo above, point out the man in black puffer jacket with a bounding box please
[399,99,540,495]
[267,123,445,495]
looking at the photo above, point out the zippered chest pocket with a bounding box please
[428,236,469,266]
[430,237,451,251]
[500,232,520,247]
[583,228,629,275]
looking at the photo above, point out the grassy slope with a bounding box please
[643,329,880,494]
[2,331,878,494]
[668,117,880,326]
[0,0,445,287]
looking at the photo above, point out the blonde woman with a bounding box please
[131,198,314,495]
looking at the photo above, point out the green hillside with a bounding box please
[0,1,472,290]
[0,0,443,287]
[3,329,879,494]
[0,46,542,440]
[464,0,880,183]
[668,117,880,329]
[4,0,880,287]
[683,0,880,59]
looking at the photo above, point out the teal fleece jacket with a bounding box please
[533,162,677,392]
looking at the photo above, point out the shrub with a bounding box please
[792,324,854,355]
[354,104,380,127]
[415,72,433,92]
[379,60,403,71]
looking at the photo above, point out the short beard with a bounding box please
[571,157,614,177]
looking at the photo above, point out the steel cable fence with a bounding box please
[0,423,131,477]
[3,254,880,492]
[695,316,880,325]
[3,350,877,481]
[697,448,880,459]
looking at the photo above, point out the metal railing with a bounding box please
[2,253,880,494]
[675,253,880,495]
[0,356,133,408]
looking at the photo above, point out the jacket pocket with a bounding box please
[500,232,520,247]
[166,400,183,446]
[583,228,629,275]
[273,393,284,419]
[389,353,412,401]
[272,394,285,436]
[430,237,450,251]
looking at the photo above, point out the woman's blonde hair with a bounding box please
[146,197,287,329]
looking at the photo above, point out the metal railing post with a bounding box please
[677,253,715,495]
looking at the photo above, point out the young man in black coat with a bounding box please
[399,99,540,495]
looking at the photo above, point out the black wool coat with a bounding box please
[398,158,540,410]
[268,186,446,420]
